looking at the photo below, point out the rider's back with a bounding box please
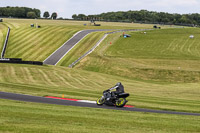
[116,83,124,93]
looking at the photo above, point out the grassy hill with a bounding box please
[76,28,200,83]
[0,19,200,132]
[0,63,199,132]
[1,18,154,61]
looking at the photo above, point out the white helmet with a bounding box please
[116,82,121,86]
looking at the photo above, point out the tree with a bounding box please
[0,7,41,18]
[180,15,188,23]
[33,9,41,18]
[72,14,77,19]
[14,7,25,18]
[77,14,86,20]
[27,11,37,18]
[51,12,57,19]
[43,11,50,18]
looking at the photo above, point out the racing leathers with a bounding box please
[109,82,125,98]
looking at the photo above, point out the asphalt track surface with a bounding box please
[0,92,199,116]
[43,29,108,65]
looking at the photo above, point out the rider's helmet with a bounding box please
[116,82,121,86]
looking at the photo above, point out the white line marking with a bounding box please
[78,100,96,104]
[43,30,84,63]
[55,32,91,65]
[68,34,108,68]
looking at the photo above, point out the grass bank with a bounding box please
[0,63,199,113]
[1,18,155,61]
[76,28,200,83]
[0,99,199,133]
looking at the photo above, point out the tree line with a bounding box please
[72,10,200,26]
[43,11,57,19]
[0,6,40,18]
[0,6,57,19]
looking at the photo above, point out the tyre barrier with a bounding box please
[0,58,43,65]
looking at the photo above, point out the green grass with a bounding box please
[106,28,200,59]
[0,23,7,54]
[0,18,155,61]
[76,28,200,83]
[0,19,200,132]
[0,63,199,113]
[57,31,106,66]
[0,99,199,133]
[6,26,79,61]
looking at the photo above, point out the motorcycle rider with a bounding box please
[105,82,125,99]
[97,82,129,107]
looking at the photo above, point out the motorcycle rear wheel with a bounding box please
[96,96,105,106]
[116,98,126,107]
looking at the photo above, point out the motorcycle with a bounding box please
[96,89,129,107]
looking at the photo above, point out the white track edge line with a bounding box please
[43,30,84,63]
[68,34,108,67]
[78,100,96,104]
[54,32,92,65]
[89,34,108,54]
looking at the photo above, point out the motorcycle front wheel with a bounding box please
[116,98,126,107]
[96,96,105,106]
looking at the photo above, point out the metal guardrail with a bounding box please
[68,29,153,68]
[1,27,10,58]
[68,34,108,68]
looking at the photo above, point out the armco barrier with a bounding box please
[0,58,43,65]
[1,27,10,58]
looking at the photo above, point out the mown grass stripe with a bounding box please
[186,39,195,55]
[3,22,15,29]
[5,27,53,58]
[195,41,200,56]
[11,27,56,50]
[9,26,63,58]
[25,29,75,61]
[9,66,23,83]
[6,26,75,61]
[52,71,74,87]
[24,67,36,83]
[37,69,57,86]
[10,26,57,47]
[8,28,35,45]
[19,27,66,59]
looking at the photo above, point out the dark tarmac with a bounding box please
[0,91,199,116]
[43,29,108,65]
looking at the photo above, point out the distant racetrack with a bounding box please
[0,91,199,116]
[43,29,108,65]
[43,29,152,66]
